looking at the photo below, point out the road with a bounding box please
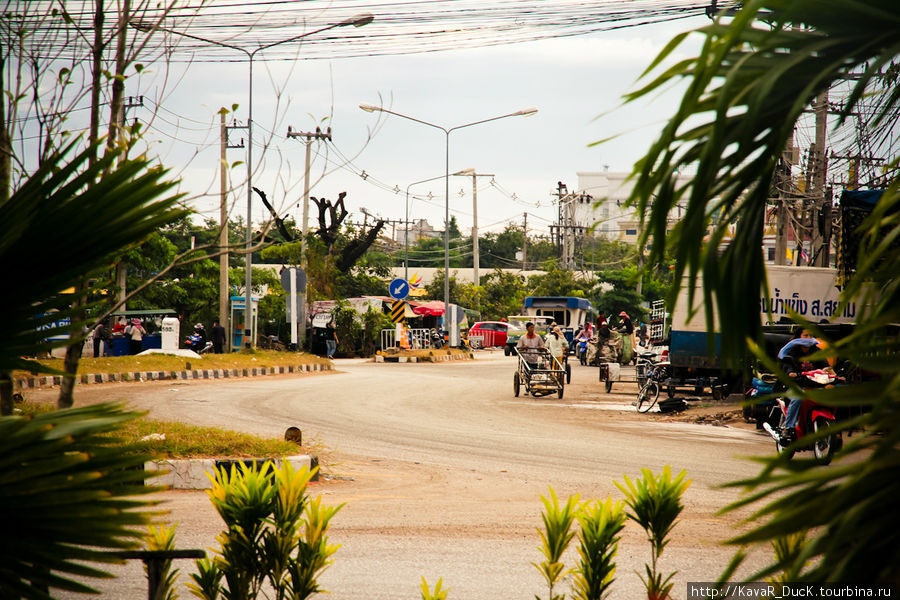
[40,351,777,599]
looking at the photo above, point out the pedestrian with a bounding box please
[596,311,607,331]
[638,321,648,347]
[546,326,567,369]
[92,320,110,358]
[211,319,226,354]
[325,320,339,359]
[126,318,146,355]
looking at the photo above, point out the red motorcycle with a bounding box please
[762,369,843,465]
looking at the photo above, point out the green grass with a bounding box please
[17,401,304,459]
[14,349,329,379]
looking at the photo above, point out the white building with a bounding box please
[572,171,693,241]
[395,218,441,246]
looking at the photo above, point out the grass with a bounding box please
[17,401,305,459]
[14,349,329,379]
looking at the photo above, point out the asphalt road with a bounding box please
[44,351,778,599]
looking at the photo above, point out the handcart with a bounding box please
[513,347,565,399]
[599,349,659,393]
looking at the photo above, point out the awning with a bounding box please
[412,300,446,316]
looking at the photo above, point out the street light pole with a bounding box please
[359,103,537,342]
[404,170,473,283]
[133,14,373,348]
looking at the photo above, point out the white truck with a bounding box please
[665,265,857,397]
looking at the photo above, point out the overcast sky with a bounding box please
[132,14,709,238]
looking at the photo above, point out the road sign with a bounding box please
[280,267,306,291]
[390,300,407,323]
[389,278,409,300]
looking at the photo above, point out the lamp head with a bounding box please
[359,103,381,113]
[514,107,539,117]
[341,13,374,27]
[453,168,476,176]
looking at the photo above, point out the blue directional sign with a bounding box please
[389,278,410,300]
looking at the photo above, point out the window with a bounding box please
[625,229,637,236]
[767,247,775,261]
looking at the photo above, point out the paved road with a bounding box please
[49,351,776,599]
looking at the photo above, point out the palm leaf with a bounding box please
[612,0,900,585]
[0,139,186,378]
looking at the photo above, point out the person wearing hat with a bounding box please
[545,325,567,369]
[616,311,635,363]
[126,318,146,355]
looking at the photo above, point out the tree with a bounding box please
[618,0,900,583]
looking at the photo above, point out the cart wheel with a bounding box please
[667,386,676,398]
[565,363,571,384]
[605,379,613,393]
[712,385,722,401]
[513,372,520,397]
[557,385,564,399]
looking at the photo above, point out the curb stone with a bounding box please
[13,362,333,390]
[147,454,316,490]
[375,352,473,364]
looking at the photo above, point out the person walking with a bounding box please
[92,321,110,358]
[126,319,146,355]
[325,321,339,359]
[211,319,226,354]
[546,326,567,369]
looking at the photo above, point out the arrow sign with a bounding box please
[389,278,409,300]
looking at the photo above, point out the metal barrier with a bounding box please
[380,328,432,350]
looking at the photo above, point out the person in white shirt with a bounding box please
[546,326,566,369]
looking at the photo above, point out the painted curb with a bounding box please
[13,362,333,390]
[375,353,473,364]
[147,454,317,490]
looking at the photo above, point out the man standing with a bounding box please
[92,321,109,358]
[211,319,227,354]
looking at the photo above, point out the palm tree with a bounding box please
[615,0,900,583]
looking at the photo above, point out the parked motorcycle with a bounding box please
[185,323,213,354]
[761,369,843,465]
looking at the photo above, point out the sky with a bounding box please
[128,11,710,240]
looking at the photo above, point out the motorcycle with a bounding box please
[185,325,213,354]
[761,369,843,465]
[430,329,445,350]
[575,335,590,366]
[743,373,781,430]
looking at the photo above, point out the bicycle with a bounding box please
[636,361,670,413]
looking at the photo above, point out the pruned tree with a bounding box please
[311,191,385,272]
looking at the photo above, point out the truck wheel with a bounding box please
[504,346,511,357]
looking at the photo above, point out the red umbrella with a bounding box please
[412,301,445,316]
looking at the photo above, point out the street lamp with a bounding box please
[404,169,473,283]
[134,14,373,348]
[360,103,537,343]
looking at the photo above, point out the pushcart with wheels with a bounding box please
[513,347,565,399]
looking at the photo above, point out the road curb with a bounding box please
[374,352,473,363]
[147,454,317,490]
[13,362,333,390]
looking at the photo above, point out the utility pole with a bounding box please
[811,89,830,266]
[774,130,794,266]
[522,212,528,271]
[219,110,229,351]
[222,118,246,349]
[287,126,331,349]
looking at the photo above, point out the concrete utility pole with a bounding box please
[811,89,830,266]
[219,111,229,350]
[774,130,794,266]
[287,126,332,349]
[522,212,528,271]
